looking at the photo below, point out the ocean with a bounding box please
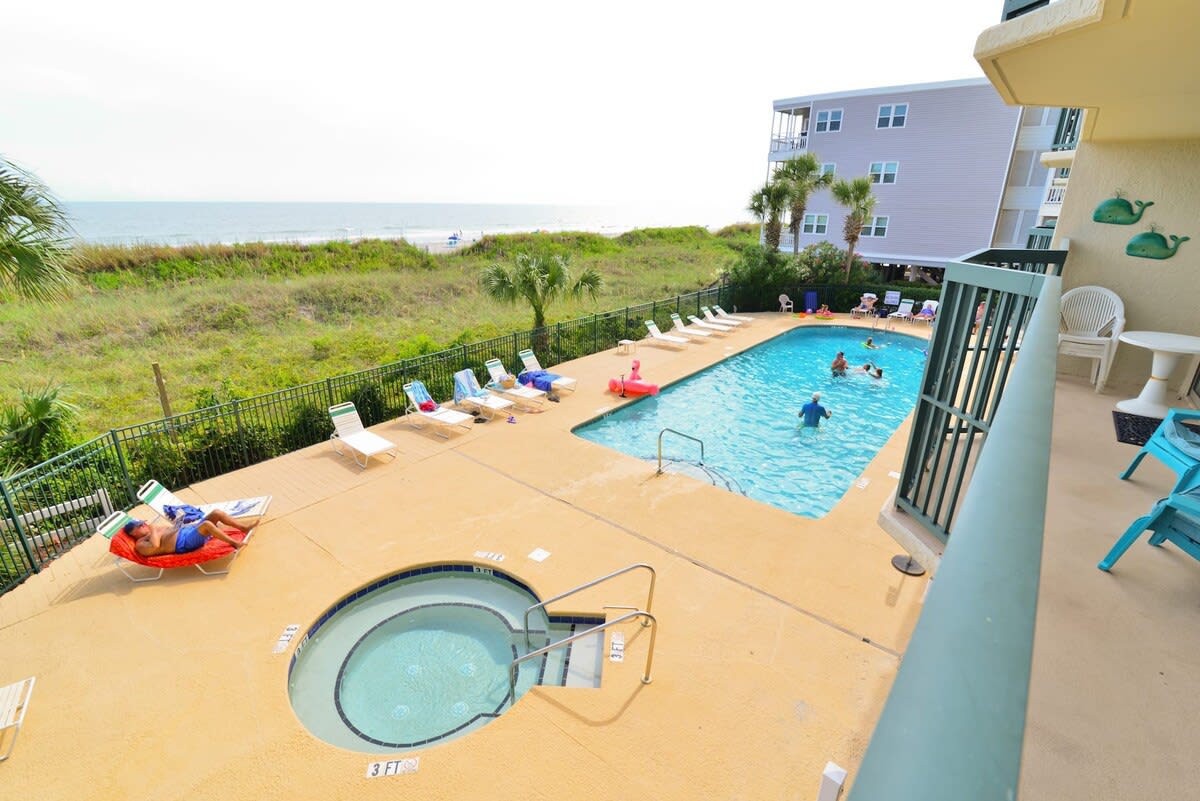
[64,201,744,249]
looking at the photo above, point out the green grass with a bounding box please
[1,226,757,436]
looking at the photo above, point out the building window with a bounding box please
[868,161,899,184]
[876,104,908,128]
[861,216,889,237]
[802,214,828,235]
[815,109,842,133]
[820,163,836,177]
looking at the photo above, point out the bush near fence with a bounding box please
[0,279,938,594]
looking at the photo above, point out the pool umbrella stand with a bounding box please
[891,554,925,576]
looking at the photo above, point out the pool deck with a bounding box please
[1,312,1193,799]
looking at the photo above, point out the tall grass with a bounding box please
[1,227,754,435]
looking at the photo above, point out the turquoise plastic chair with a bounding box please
[1120,409,1200,494]
[1099,487,1200,572]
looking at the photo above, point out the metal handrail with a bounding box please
[523,563,655,646]
[509,610,658,699]
[657,428,704,474]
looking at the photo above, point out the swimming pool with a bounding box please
[288,565,604,752]
[574,326,926,518]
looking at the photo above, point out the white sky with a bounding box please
[2,1,1004,225]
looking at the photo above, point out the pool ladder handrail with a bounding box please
[523,563,656,647]
[657,428,704,475]
[509,609,658,700]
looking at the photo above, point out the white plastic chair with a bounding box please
[0,676,35,761]
[329,402,399,469]
[913,300,938,325]
[887,299,915,328]
[779,294,794,313]
[1058,285,1125,393]
[643,320,688,349]
[669,313,712,340]
[518,349,576,393]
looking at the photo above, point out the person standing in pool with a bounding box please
[831,351,849,377]
[799,392,832,427]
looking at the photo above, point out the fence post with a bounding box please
[0,478,39,575]
[109,430,136,504]
[593,314,598,354]
[554,323,562,363]
[233,400,250,469]
[624,307,629,340]
[461,344,468,371]
[325,377,334,408]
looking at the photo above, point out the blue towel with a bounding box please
[1165,418,1200,459]
[409,380,434,406]
[518,370,559,393]
[453,370,489,404]
[163,503,205,524]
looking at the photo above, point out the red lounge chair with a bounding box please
[99,511,251,582]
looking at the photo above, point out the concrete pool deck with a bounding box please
[0,313,1026,798]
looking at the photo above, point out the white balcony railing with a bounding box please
[769,133,808,153]
[1044,185,1066,205]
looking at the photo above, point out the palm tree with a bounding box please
[480,252,603,331]
[776,154,834,255]
[747,179,789,251]
[0,158,75,301]
[0,383,79,468]
[831,177,877,282]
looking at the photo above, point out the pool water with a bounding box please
[574,326,926,518]
[289,568,559,752]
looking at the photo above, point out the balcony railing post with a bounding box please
[110,429,136,504]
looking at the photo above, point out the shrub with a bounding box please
[279,403,334,452]
[725,246,802,312]
[792,241,879,285]
[346,384,387,426]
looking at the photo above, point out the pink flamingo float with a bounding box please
[608,359,659,396]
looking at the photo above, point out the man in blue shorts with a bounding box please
[122,509,257,557]
[799,392,832,427]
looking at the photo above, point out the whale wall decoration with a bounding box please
[1093,192,1154,225]
[1126,227,1190,259]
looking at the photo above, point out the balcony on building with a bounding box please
[768,105,809,162]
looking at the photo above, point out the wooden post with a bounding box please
[151,362,174,419]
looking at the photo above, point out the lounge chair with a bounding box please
[712,305,754,324]
[779,294,794,313]
[669,313,712,340]
[484,358,546,409]
[137,479,272,525]
[887,299,915,328]
[453,369,515,419]
[643,320,688,349]
[518,349,577,393]
[702,306,743,327]
[328,401,399,469]
[0,675,35,761]
[1120,409,1200,495]
[1098,486,1200,572]
[913,300,938,325]
[686,314,733,335]
[850,293,877,319]
[403,380,473,438]
[1058,285,1125,393]
[100,509,252,582]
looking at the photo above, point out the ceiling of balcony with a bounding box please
[975,0,1200,141]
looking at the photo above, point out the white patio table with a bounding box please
[1114,330,1200,417]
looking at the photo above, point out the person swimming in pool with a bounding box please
[864,336,881,350]
[798,392,832,427]
[831,351,849,377]
[121,509,258,557]
[857,363,884,379]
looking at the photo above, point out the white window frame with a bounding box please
[876,103,908,129]
[868,161,899,184]
[819,162,836,177]
[802,214,828,235]
[815,108,843,133]
[861,216,889,238]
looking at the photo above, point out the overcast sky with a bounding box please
[3,1,1005,225]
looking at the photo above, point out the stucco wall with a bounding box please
[1053,138,1200,394]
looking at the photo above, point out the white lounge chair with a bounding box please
[850,293,878,319]
[643,320,689,349]
[702,306,743,327]
[712,305,754,324]
[101,508,253,582]
[518,349,576,393]
[686,314,733,335]
[453,369,515,419]
[913,299,938,325]
[0,675,35,761]
[887,299,915,328]
[669,312,712,340]
[779,294,794,313]
[328,401,399,469]
[137,479,273,525]
[403,380,473,438]
[484,358,546,409]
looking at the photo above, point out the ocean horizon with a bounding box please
[64,201,746,249]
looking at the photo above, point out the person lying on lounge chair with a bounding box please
[122,509,257,557]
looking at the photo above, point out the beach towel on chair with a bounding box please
[163,503,205,525]
[453,371,490,404]
[518,370,560,393]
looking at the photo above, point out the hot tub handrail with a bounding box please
[509,610,658,699]
[523,563,656,647]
